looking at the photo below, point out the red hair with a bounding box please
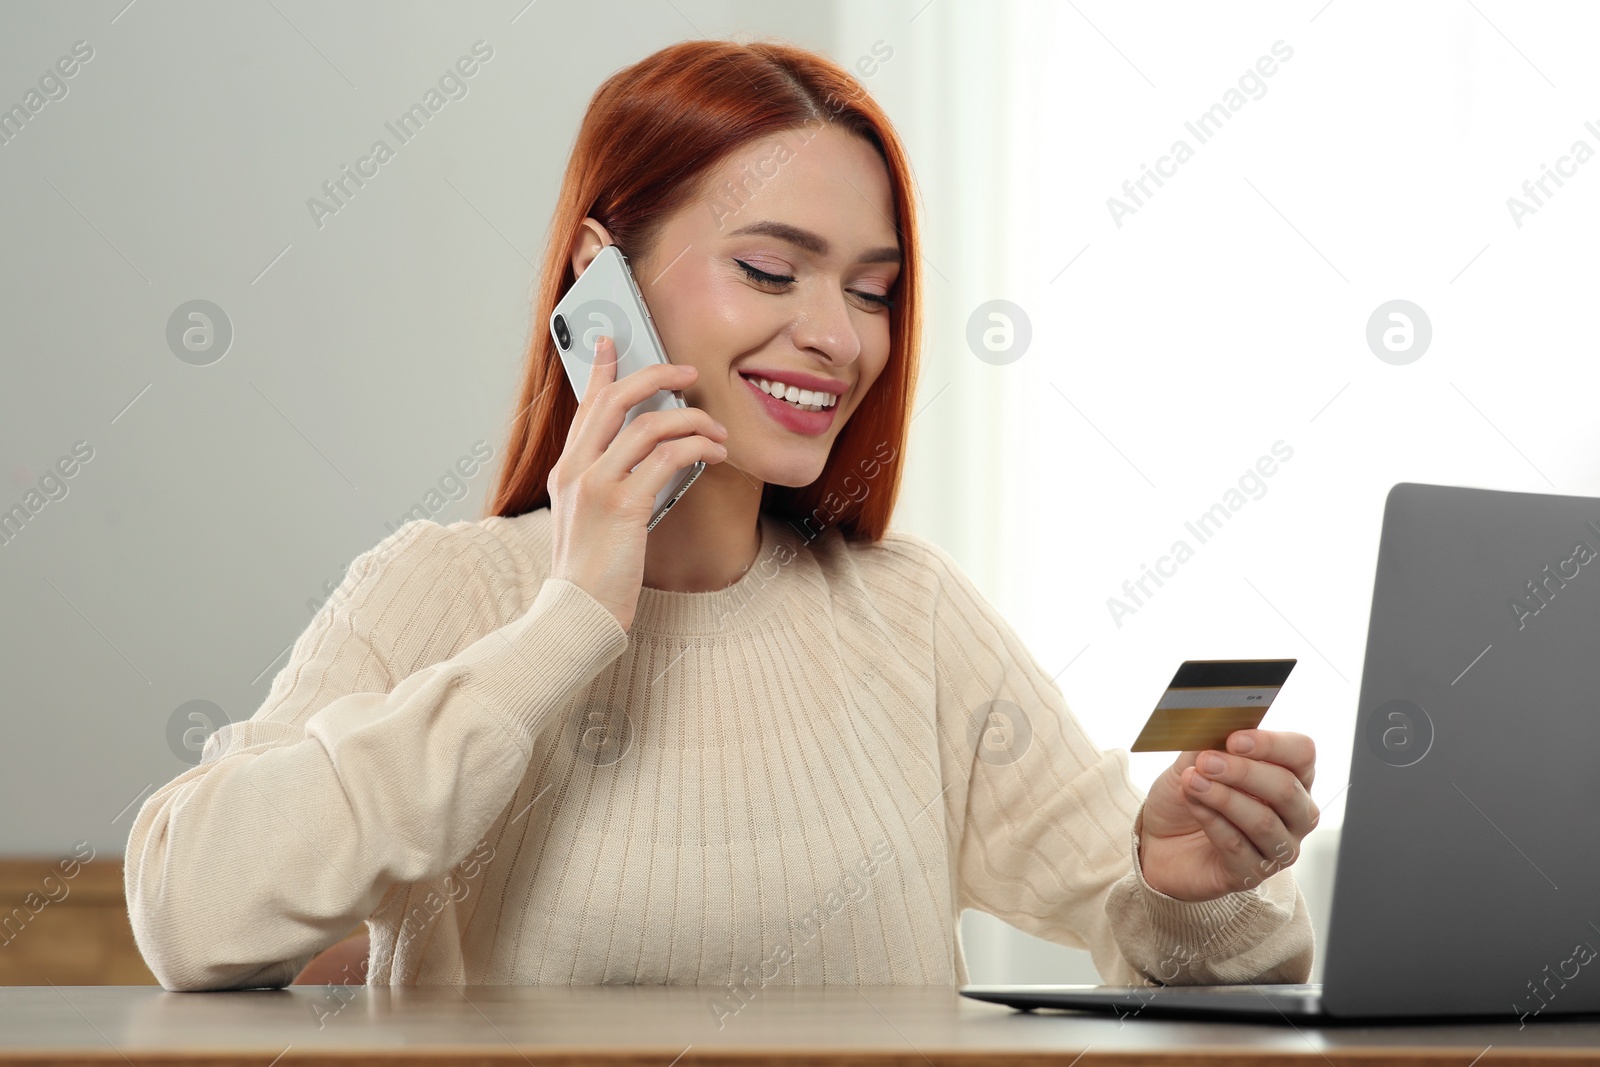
[484,38,922,543]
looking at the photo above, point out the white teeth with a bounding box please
[746,375,838,412]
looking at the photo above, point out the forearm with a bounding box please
[126,578,627,991]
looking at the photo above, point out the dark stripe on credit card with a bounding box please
[1168,659,1296,689]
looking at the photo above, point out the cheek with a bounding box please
[653,275,766,376]
[854,334,894,401]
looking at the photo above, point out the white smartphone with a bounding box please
[549,244,706,531]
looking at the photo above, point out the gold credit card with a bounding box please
[1130,658,1297,752]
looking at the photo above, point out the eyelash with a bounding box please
[734,259,895,310]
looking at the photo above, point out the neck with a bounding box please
[641,459,765,592]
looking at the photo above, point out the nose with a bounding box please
[787,283,862,368]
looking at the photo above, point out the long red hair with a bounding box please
[484,38,922,543]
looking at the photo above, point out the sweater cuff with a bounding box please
[456,576,629,740]
[1127,798,1272,973]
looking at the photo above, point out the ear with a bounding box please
[569,217,615,280]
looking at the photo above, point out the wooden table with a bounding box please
[2,985,1599,1065]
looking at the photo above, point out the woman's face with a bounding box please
[587,125,902,489]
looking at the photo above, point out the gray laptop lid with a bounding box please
[1322,482,1600,1019]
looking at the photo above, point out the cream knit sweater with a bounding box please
[125,507,1314,992]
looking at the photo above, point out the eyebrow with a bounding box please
[725,220,902,266]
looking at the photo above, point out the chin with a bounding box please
[738,445,832,489]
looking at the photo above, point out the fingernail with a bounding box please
[1199,753,1226,775]
[714,421,728,434]
[1189,772,1211,792]
[1230,733,1255,754]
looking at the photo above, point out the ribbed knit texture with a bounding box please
[124,508,1314,992]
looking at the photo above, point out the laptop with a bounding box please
[962,482,1600,1022]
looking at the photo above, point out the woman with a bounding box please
[126,39,1317,993]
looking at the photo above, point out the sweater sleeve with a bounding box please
[922,539,1315,986]
[124,519,629,992]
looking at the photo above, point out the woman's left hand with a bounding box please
[1138,730,1319,903]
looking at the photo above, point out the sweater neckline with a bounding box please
[628,510,803,638]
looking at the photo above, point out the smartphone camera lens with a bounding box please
[552,314,571,351]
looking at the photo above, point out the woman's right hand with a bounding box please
[547,334,730,633]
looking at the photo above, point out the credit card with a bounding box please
[1130,659,1296,753]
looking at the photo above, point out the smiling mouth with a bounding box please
[738,373,840,413]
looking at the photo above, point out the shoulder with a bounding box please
[836,524,971,583]
[811,523,980,614]
[334,509,554,641]
[807,526,1022,686]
